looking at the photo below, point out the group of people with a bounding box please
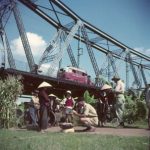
[28,81,75,133]
[28,81,99,133]
[28,74,150,133]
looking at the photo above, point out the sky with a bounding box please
[64,0,150,49]
[0,0,150,85]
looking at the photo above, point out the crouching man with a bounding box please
[73,97,98,132]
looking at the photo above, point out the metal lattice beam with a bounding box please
[81,25,101,76]
[13,1,35,72]
[18,0,150,71]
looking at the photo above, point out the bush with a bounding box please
[136,100,147,120]
[83,90,95,105]
[0,75,23,128]
[123,91,147,123]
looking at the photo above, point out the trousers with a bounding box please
[115,94,125,123]
[29,107,38,125]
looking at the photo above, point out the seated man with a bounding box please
[73,97,98,132]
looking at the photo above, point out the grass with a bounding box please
[131,120,149,128]
[0,129,149,150]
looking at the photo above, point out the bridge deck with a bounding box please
[0,68,100,97]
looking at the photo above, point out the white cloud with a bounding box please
[38,63,58,77]
[11,32,47,63]
[10,32,60,74]
[38,63,50,74]
[134,47,150,55]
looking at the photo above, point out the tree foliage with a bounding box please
[123,90,147,123]
[0,75,23,128]
[83,90,95,104]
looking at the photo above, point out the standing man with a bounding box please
[112,75,125,128]
[38,81,52,133]
[29,90,40,127]
[146,84,150,130]
[73,97,98,132]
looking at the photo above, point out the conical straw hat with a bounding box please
[49,94,57,97]
[101,84,112,90]
[38,81,52,89]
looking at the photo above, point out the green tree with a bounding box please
[0,75,23,128]
[123,90,147,123]
[83,90,95,104]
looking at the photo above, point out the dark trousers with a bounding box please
[39,105,48,130]
[97,102,107,125]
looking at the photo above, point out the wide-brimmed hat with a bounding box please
[101,84,112,91]
[66,90,71,94]
[74,97,78,100]
[32,90,39,94]
[112,75,120,81]
[49,94,57,97]
[38,81,52,89]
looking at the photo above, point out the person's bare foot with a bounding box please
[40,129,48,133]
[89,127,96,132]
[40,130,45,133]
[82,127,96,132]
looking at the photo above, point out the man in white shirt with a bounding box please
[145,84,150,129]
[112,75,125,128]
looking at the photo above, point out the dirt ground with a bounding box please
[10,125,150,137]
[41,126,150,137]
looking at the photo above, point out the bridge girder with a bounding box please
[1,0,149,89]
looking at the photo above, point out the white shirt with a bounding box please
[115,80,125,94]
[84,103,98,117]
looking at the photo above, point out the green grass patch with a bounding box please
[0,129,149,150]
[132,120,148,128]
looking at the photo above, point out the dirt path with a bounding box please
[13,124,150,137]
[45,126,150,137]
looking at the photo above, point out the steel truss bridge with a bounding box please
[0,0,150,95]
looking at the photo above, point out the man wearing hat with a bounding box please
[62,90,75,123]
[73,97,98,132]
[49,94,61,112]
[98,84,113,127]
[112,75,125,128]
[38,81,52,133]
[146,84,150,130]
